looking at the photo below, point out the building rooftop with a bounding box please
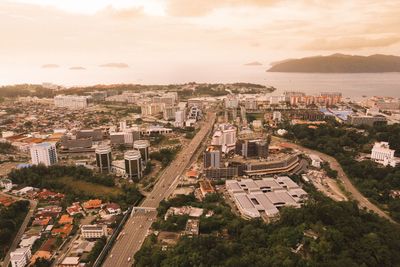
[226,176,307,219]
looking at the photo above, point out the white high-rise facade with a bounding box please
[175,110,186,127]
[30,142,58,166]
[54,95,91,109]
[211,124,237,153]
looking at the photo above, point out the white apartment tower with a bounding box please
[30,142,58,166]
[54,95,91,109]
[175,110,186,127]
[211,124,237,153]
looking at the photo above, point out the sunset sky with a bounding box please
[1,0,400,85]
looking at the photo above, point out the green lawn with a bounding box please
[59,176,122,197]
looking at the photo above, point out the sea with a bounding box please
[2,64,400,99]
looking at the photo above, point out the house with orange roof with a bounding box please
[199,179,215,198]
[186,170,198,179]
[0,196,15,207]
[32,216,52,227]
[51,224,73,238]
[58,214,73,225]
[66,202,83,216]
[36,189,65,200]
[30,250,52,265]
[82,199,102,210]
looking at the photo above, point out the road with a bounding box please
[1,196,37,267]
[274,136,397,224]
[103,112,216,267]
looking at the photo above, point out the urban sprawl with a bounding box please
[1,83,400,267]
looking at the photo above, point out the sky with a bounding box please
[1,0,400,86]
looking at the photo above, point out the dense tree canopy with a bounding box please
[286,123,400,221]
[8,165,142,208]
[135,191,400,267]
[0,200,30,259]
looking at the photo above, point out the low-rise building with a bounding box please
[309,154,323,168]
[59,256,80,267]
[226,177,307,221]
[371,142,398,167]
[81,224,108,239]
[184,219,200,236]
[82,199,102,210]
[10,247,31,267]
[66,202,83,216]
[347,115,387,127]
[199,180,215,198]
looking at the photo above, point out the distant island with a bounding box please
[41,64,60,69]
[69,66,86,70]
[267,54,400,73]
[244,61,263,66]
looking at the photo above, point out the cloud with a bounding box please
[99,63,129,68]
[97,6,144,19]
[69,66,86,70]
[302,36,400,50]
[41,64,59,68]
[166,0,279,16]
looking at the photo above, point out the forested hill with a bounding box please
[267,54,400,73]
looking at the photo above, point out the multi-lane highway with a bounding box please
[103,112,216,267]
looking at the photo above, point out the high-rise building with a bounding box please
[54,95,92,109]
[124,150,142,181]
[95,145,112,173]
[204,145,221,168]
[123,128,139,145]
[30,142,58,166]
[152,92,178,106]
[119,121,127,131]
[225,95,239,109]
[141,102,165,116]
[211,124,237,153]
[272,111,282,122]
[163,106,180,120]
[188,106,202,121]
[175,110,186,127]
[236,139,269,159]
[133,140,150,163]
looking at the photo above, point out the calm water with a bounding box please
[2,64,400,99]
[263,72,400,99]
